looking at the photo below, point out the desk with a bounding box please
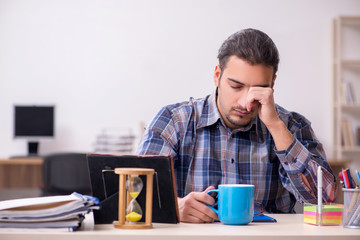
[0,214,359,240]
[0,158,43,188]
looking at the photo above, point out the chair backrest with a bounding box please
[42,152,91,196]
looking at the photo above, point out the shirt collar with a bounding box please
[196,90,221,129]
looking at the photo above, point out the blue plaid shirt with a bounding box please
[136,91,337,213]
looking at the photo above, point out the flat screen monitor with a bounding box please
[14,105,55,156]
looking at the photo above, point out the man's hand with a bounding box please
[177,186,218,223]
[246,86,279,127]
[246,86,293,151]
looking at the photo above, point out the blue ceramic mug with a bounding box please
[207,184,255,225]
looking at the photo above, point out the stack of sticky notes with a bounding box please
[303,204,343,225]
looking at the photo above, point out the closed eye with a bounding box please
[228,78,245,89]
[230,85,243,89]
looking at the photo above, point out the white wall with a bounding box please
[0,0,359,158]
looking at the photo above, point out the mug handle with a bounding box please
[206,189,219,214]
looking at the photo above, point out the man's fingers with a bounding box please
[181,210,213,223]
[190,195,218,220]
[193,188,215,205]
[187,200,216,223]
[204,186,215,192]
[182,206,215,223]
[247,87,274,104]
[245,88,261,111]
[246,87,274,112]
[178,186,219,223]
[246,99,259,112]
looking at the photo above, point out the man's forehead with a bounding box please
[221,56,276,78]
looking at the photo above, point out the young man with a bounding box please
[136,28,337,223]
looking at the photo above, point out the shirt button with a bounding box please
[231,159,234,164]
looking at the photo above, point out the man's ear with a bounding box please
[214,65,221,87]
[271,75,277,88]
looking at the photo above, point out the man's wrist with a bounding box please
[266,118,294,151]
[264,117,283,132]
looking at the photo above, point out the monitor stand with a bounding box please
[28,141,39,156]
[10,141,40,159]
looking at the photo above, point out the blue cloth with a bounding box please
[136,91,337,213]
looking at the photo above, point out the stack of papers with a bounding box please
[0,192,100,231]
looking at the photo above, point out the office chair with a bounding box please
[42,152,92,196]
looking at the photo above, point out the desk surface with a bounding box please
[0,214,359,240]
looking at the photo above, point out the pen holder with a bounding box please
[343,188,360,229]
[303,204,343,226]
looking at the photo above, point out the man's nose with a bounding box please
[236,89,249,110]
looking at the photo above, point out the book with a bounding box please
[341,80,349,104]
[0,192,100,230]
[341,80,357,104]
[341,119,355,147]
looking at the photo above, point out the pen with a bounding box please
[345,168,356,188]
[317,165,322,225]
[342,168,350,189]
[338,171,344,187]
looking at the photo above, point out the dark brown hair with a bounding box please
[217,28,279,78]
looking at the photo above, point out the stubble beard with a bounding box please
[224,107,256,129]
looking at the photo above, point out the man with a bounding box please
[136,28,337,223]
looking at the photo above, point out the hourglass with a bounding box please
[113,168,154,229]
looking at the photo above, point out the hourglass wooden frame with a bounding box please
[113,168,154,229]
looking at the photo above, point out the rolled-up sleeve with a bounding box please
[274,120,337,205]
